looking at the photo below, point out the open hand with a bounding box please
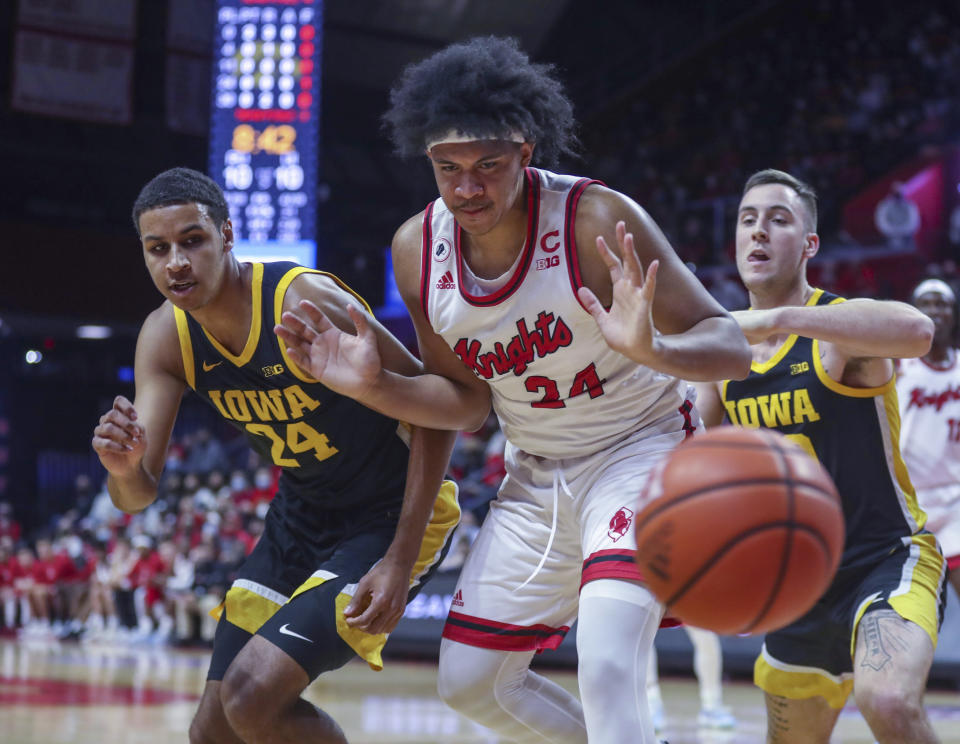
[578,221,660,365]
[275,300,383,401]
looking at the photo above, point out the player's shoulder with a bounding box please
[573,181,651,231]
[137,301,186,377]
[392,209,427,252]
[141,301,179,342]
[283,269,360,317]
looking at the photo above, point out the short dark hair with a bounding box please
[383,36,578,168]
[742,169,818,232]
[131,167,229,234]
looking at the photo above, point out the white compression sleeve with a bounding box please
[437,639,587,744]
[577,579,663,744]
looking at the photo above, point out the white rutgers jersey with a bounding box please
[897,352,960,490]
[420,167,692,460]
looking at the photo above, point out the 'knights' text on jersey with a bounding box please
[420,167,692,459]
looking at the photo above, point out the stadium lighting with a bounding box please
[76,325,113,339]
[25,350,42,364]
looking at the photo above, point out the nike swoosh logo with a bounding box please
[202,361,223,371]
[278,623,314,643]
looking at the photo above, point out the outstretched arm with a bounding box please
[732,299,933,359]
[275,218,491,431]
[576,189,752,382]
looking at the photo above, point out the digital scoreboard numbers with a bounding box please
[209,0,322,267]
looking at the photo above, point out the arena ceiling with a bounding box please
[323,0,570,91]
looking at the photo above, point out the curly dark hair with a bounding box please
[383,36,578,168]
[131,167,229,235]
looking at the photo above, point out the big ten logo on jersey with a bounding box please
[536,230,560,271]
[207,384,338,467]
[262,363,285,377]
[790,361,810,375]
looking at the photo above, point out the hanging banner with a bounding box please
[12,30,133,123]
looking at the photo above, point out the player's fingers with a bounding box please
[620,232,645,286]
[112,395,137,420]
[615,220,627,247]
[298,300,335,332]
[577,286,605,323]
[92,436,136,455]
[99,409,143,440]
[345,304,372,339]
[595,236,624,281]
[344,594,382,629]
[363,600,404,635]
[274,323,311,351]
[278,311,321,344]
[282,346,310,372]
[640,259,659,300]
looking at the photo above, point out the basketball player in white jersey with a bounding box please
[897,278,960,599]
[276,37,751,743]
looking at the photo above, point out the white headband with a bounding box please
[913,278,956,303]
[426,129,526,151]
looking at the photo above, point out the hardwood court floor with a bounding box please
[1,637,958,743]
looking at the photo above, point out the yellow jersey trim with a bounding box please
[748,289,826,375]
[809,293,896,398]
[811,339,896,398]
[275,266,374,384]
[173,307,196,390]
[202,262,264,367]
[754,650,852,709]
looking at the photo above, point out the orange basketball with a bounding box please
[635,427,844,635]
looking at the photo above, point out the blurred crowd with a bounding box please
[0,422,506,648]
[587,1,960,293]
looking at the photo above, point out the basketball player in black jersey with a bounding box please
[695,169,945,744]
[92,167,461,744]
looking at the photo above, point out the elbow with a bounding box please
[728,343,753,381]
[722,320,754,380]
[911,315,935,357]
[464,399,492,433]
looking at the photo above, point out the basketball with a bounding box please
[635,427,844,635]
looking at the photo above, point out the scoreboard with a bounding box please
[209,0,322,267]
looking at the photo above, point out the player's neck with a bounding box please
[924,344,955,368]
[190,260,253,356]
[460,203,529,280]
[748,278,813,311]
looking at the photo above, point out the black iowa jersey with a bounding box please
[173,261,410,515]
[722,288,926,568]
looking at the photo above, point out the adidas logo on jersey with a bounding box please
[436,271,455,290]
[451,589,464,607]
